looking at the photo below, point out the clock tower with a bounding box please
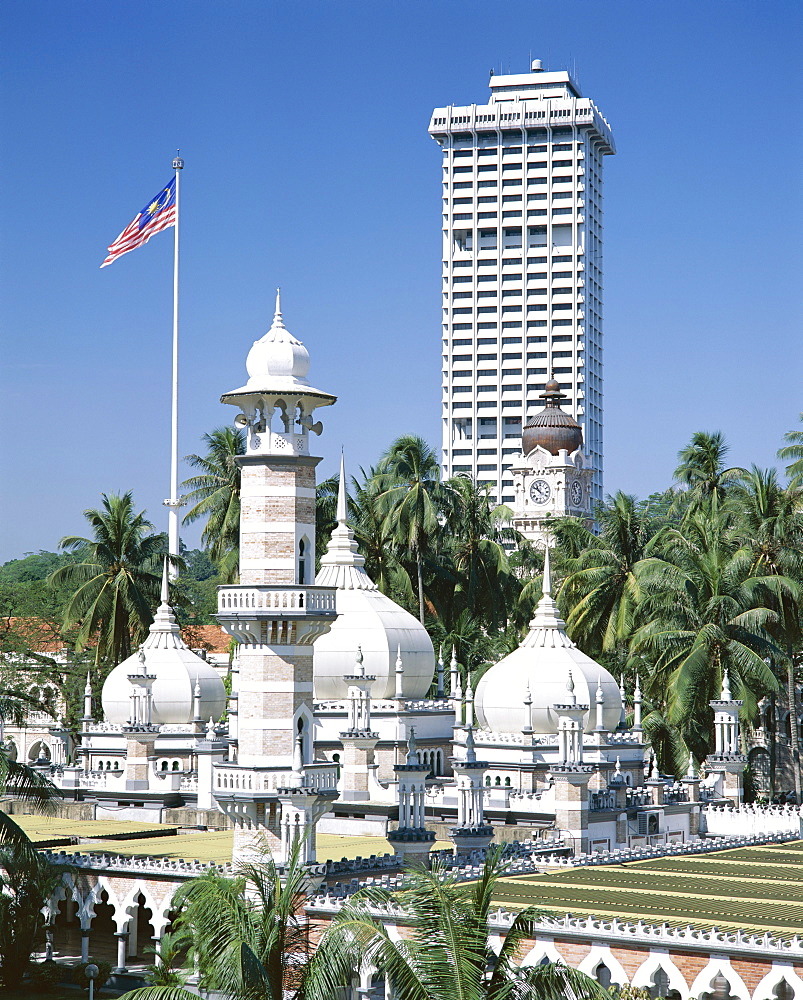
[510,377,593,547]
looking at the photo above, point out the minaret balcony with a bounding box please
[213,761,339,800]
[217,585,337,645]
[218,585,336,617]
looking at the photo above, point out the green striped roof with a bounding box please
[491,841,803,938]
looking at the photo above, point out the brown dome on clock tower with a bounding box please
[522,377,584,457]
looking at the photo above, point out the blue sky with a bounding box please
[1,0,801,561]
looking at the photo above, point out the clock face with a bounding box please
[570,480,583,507]
[529,479,551,504]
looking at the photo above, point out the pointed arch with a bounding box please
[690,960,750,1000]
[578,945,629,987]
[520,940,564,966]
[631,953,689,1000]
[753,967,803,1000]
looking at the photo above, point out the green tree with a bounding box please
[555,492,661,657]
[0,844,68,988]
[732,467,803,796]
[182,427,245,583]
[48,492,166,668]
[376,436,442,625]
[632,509,782,762]
[778,412,803,483]
[673,430,744,515]
[116,841,311,1000]
[305,847,606,1000]
[441,475,519,629]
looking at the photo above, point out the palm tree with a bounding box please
[732,468,803,795]
[305,847,606,1000]
[778,413,803,483]
[631,509,782,762]
[48,492,166,667]
[116,841,311,1000]
[441,475,519,629]
[182,427,245,583]
[673,430,744,515]
[555,492,661,657]
[0,843,69,988]
[349,466,412,602]
[376,437,442,624]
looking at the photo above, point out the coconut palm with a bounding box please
[376,437,442,624]
[48,492,166,667]
[555,492,661,657]
[631,509,782,762]
[441,475,520,629]
[673,430,744,515]
[778,413,803,484]
[182,427,245,583]
[116,840,311,1000]
[732,468,803,795]
[305,846,606,1000]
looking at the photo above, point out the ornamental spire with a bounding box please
[337,449,348,524]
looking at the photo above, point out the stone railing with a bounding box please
[702,802,802,838]
[217,586,336,616]
[589,790,617,812]
[308,832,795,908]
[301,762,339,792]
[83,770,126,790]
[663,784,690,804]
[626,787,652,808]
[42,848,232,879]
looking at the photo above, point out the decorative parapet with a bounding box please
[218,585,336,617]
[702,802,802,838]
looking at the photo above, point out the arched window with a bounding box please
[594,963,612,989]
[298,539,307,585]
[161,760,169,771]
[649,967,682,1000]
[504,777,511,787]
[172,761,180,771]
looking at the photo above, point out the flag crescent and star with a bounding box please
[100,177,177,267]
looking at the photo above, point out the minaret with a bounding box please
[215,293,339,863]
[705,672,746,805]
[387,729,436,863]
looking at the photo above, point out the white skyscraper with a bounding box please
[430,60,615,504]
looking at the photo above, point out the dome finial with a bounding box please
[160,556,170,606]
[274,287,283,325]
[542,544,552,597]
[406,726,419,764]
[337,449,348,525]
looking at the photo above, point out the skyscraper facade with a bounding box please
[429,61,615,504]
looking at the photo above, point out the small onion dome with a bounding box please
[101,567,226,726]
[245,289,311,386]
[474,548,621,734]
[522,376,583,457]
[313,454,435,699]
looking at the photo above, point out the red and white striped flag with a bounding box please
[101,178,176,268]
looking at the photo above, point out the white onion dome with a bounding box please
[102,567,227,726]
[474,549,621,734]
[245,290,311,386]
[313,455,435,700]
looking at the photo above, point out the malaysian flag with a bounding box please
[100,178,176,267]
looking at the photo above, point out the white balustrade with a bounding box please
[218,586,336,615]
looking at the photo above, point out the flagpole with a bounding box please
[165,153,184,580]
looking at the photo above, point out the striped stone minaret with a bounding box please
[215,293,339,862]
